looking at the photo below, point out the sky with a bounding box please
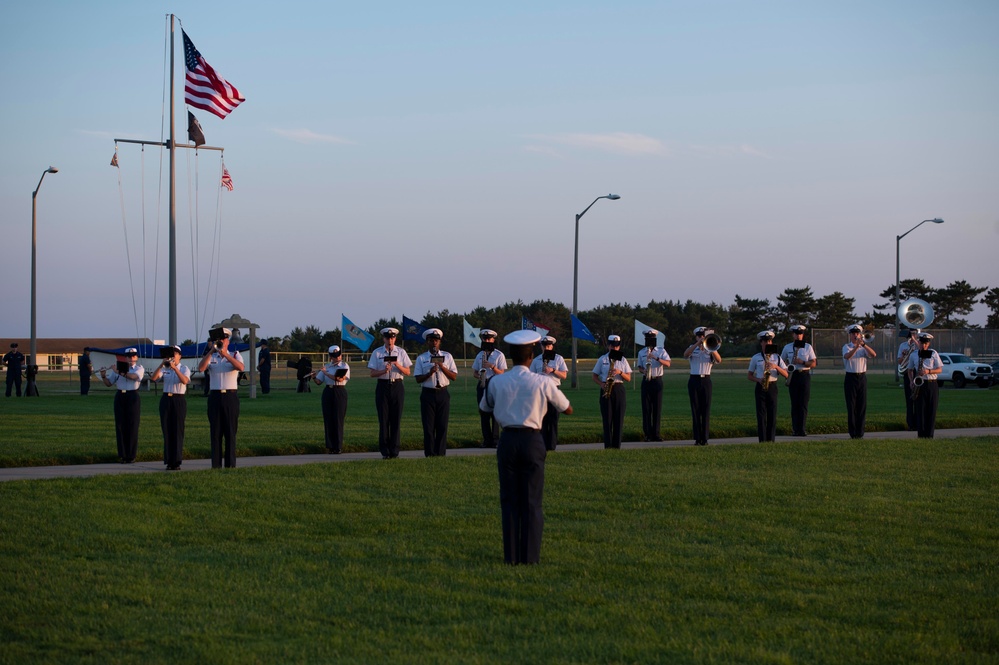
[1,0,997,344]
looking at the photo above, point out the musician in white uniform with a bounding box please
[529,336,568,450]
[683,327,722,445]
[748,330,788,442]
[367,327,412,459]
[636,328,671,442]
[414,328,458,457]
[781,325,818,436]
[473,329,507,447]
[897,328,919,431]
[151,345,191,470]
[99,347,144,463]
[592,334,632,449]
[198,327,244,468]
[313,345,350,454]
[842,324,876,439]
[907,332,943,438]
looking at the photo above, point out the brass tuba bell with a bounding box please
[897,298,935,330]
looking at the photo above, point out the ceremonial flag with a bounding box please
[463,318,481,347]
[187,111,206,146]
[221,167,234,191]
[570,314,597,343]
[402,315,429,342]
[110,153,118,167]
[341,314,375,352]
[182,29,245,119]
[521,315,550,338]
[635,319,665,347]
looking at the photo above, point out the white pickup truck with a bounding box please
[935,353,993,388]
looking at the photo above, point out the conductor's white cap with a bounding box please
[504,330,541,346]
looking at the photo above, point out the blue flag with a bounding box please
[402,315,429,342]
[342,314,375,352]
[571,314,597,343]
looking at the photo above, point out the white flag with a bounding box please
[463,318,481,348]
[635,319,665,347]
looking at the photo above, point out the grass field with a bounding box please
[1,437,996,664]
[0,368,996,468]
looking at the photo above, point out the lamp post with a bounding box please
[571,193,620,388]
[895,218,944,317]
[28,166,59,397]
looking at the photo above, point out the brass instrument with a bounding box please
[761,353,773,391]
[897,298,935,330]
[911,374,925,400]
[602,366,616,399]
[478,348,490,388]
[784,364,797,387]
[703,330,722,352]
[898,338,917,369]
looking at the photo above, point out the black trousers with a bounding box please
[497,428,547,565]
[476,382,499,447]
[754,383,779,442]
[914,381,939,438]
[159,393,187,467]
[321,385,348,453]
[113,390,141,462]
[208,390,239,468]
[420,387,450,457]
[687,376,713,444]
[259,368,270,394]
[787,371,811,435]
[5,372,22,397]
[541,404,560,451]
[902,375,916,430]
[599,383,626,449]
[844,373,867,439]
[80,373,91,396]
[375,380,405,458]
[640,377,663,440]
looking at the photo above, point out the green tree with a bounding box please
[932,280,988,328]
[727,295,773,347]
[871,279,934,327]
[774,286,817,332]
[812,292,856,329]
[983,287,999,329]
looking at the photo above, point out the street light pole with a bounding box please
[28,166,59,397]
[571,194,620,388]
[895,218,944,316]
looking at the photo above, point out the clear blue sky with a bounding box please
[2,0,996,342]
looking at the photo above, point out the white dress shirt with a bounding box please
[780,342,816,371]
[472,348,508,380]
[160,365,191,394]
[529,353,568,386]
[842,344,872,373]
[593,353,632,383]
[748,353,787,382]
[316,360,350,387]
[479,365,571,429]
[414,351,458,389]
[208,350,242,390]
[637,347,670,379]
[108,363,144,391]
[367,345,413,380]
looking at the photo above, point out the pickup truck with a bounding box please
[934,353,993,388]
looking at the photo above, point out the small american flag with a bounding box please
[221,167,234,191]
[110,153,118,167]
[183,30,244,120]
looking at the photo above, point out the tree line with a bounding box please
[258,280,997,359]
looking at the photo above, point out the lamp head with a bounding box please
[46,167,58,174]
[606,194,621,200]
[930,218,943,223]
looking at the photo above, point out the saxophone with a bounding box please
[761,352,773,391]
[602,356,616,399]
[478,347,490,388]
[899,338,916,370]
[911,357,926,400]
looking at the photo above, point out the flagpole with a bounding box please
[169,14,177,345]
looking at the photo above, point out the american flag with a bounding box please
[182,30,244,119]
[221,167,234,191]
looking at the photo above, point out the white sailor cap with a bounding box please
[790,325,807,333]
[693,326,707,335]
[504,329,541,346]
[846,324,863,334]
[917,332,934,341]
[541,335,556,345]
[380,327,399,336]
[607,335,622,344]
[125,347,138,355]
[167,345,182,354]
[757,330,776,340]
[328,345,341,354]
[480,329,498,339]
[423,328,443,340]
[643,329,660,337]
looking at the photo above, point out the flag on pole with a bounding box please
[342,314,375,352]
[182,29,245,119]
[570,314,597,343]
[463,318,481,347]
[221,166,234,191]
[402,315,429,342]
[521,315,550,338]
[110,152,118,167]
[635,319,665,347]
[187,111,206,146]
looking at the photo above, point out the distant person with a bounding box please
[907,332,943,438]
[480,329,573,565]
[897,328,919,431]
[198,327,244,468]
[313,345,350,454]
[367,327,412,459]
[592,335,631,449]
[636,329,671,442]
[842,324,877,439]
[257,339,271,394]
[747,330,787,442]
[529,335,568,450]
[151,345,191,470]
[4,342,25,397]
[414,328,458,457]
[780,325,817,436]
[78,347,93,396]
[98,348,144,463]
[683,327,723,445]
[473,329,507,447]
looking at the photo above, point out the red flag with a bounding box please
[110,153,118,167]
[221,167,234,191]
[183,30,244,119]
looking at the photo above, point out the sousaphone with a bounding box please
[897,298,934,330]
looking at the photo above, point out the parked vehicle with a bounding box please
[935,353,993,389]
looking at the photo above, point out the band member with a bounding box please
[414,328,459,457]
[636,328,671,442]
[367,327,412,459]
[198,327,244,468]
[3,342,25,397]
[897,328,919,430]
[151,345,191,470]
[907,332,943,438]
[480,329,573,565]
[313,345,350,454]
[781,325,817,436]
[842,324,877,439]
[78,347,92,396]
[99,347,144,463]
[592,334,632,449]
[683,326,722,445]
[257,339,271,395]
[529,335,568,450]
[473,329,507,447]
[748,331,788,442]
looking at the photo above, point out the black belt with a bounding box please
[210,389,235,393]
[689,374,710,379]
[164,392,184,396]
[847,372,866,376]
[503,427,540,432]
